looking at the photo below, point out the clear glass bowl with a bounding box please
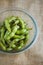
[0,7,38,54]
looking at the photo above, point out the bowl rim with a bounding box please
[0,7,39,54]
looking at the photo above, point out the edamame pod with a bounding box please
[24,34,30,43]
[14,20,19,25]
[8,16,16,23]
[0,41,6,50]
[7,47,12,51]
[14,35,25,40]
[4,31,10,40]
[0,27,5,44]
[9,39,19,47]
[6,25,19,40]
[18,17,25,28]
[18,40,24,49]
[16,29,28,35]
[5,19,11,32]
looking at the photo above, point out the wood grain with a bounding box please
[0,0,43,65]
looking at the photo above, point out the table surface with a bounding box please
[0,0,43,65]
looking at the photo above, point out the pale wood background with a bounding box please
[0,0,43,65]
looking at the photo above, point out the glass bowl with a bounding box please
[0,7,39,54]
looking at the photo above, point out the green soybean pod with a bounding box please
[7,40,16,48]
[14,20,19,25]
[5,19,11,32]
[0,27,5,45]
[11,44,16,48]
[8,16,16,23]
[7,47,12,51]
[12,25,19,34]
[18,17,25,28]
[4,31,10,40]
[9,44,16,49]
[24,34,30,43]
[9,39,19,47]
[18,40,24,49]
[1,27,5,38]
[16,29,28,35]
[0,41,6,50]
[14,35,25,40]
[26,34,30,40]
[13,20,19,26]
[6,25,19,40]
[16,29,29,35]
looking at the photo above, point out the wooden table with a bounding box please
[0,0,43,65]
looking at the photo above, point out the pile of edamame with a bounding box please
[0,16,32,51]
